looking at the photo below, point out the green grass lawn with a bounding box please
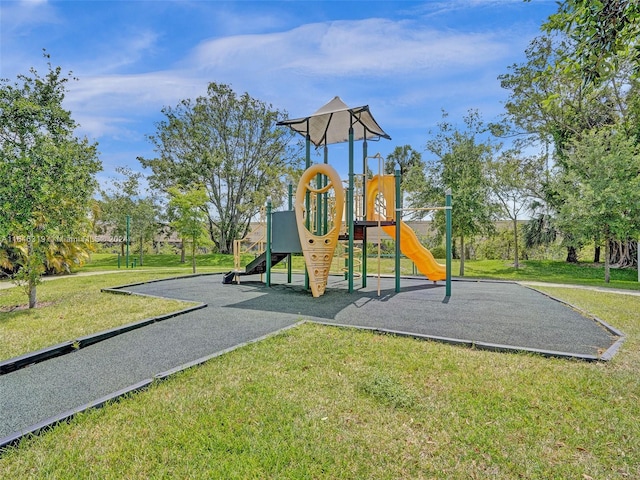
[85,253,640,290]
[0,270,199,361]
[83,252,236,271]
[0,255,638,478]
[0,287,638,479]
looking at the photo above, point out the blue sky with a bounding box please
[1,0,558,187]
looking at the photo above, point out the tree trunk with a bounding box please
[180,240,186,263]
[604,235,611,283]
[27,239,37,309]
[139,236,144,267]
[191,237,197,274]
[594,244,601,263]
[28,279,37,309]
[512,217,519,269]
[566,246,578,263]
[459,236,465,277]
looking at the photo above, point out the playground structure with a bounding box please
[223,97,452,297]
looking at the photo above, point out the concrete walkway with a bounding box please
[518,280,640,296]
[0,273,624,447]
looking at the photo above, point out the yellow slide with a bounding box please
[367,175,446,282]
[380,222,446,281]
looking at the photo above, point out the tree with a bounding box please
[541,0,640,82]
[496,33,635,262]
[0,56,101,307]
[487,151,544,268]
[383,145,426,213]
[415,110,498,276]
[554,125,640,282]
[99,167,160,266]
[167,186,210,273]
[0,238,94,278]
[139,83,299,254]
[497,35,624,156]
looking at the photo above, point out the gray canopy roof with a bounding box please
[277,96,391,147]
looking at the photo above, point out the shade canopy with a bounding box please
[277,96,391,147]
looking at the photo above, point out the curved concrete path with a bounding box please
[0,273,623,447]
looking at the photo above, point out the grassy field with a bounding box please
[0,270,200,361]
[0,255,638,478]
[0,287,638,478]
[85,253,640,290]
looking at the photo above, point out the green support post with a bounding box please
[348,126,354,293]
[362,137,368,288]
[323,144,329,235]
[266,198,272,287]
[125,214,130,269]
[316,171,323,236]
[394,168,401,293]
[304,131,311,291]
[446,188,452,297]
[344,188,351,280]
[288,183,293,284]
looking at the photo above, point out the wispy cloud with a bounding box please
[0,0,58,34]
[62,14,532,141]
[2,1,552,170]
[89,29,162,74]
[191,18,511,78]
[409,0,550,17]
[65,71,203,139]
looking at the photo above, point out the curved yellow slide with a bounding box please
[380,222,446,281]
[367,174,446,282]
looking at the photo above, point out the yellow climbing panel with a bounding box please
[295,164,344,297]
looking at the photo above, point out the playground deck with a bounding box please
[0,273,623,448]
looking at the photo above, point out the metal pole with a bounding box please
[395,167,401,293]
[315,173,322,236]
[348,126,354,293]
[323,144,329,235]
[344,188,351,281]
[288,183,293,284]
[266,198,272,287]
[126,214,130,269]
[446,188,452,297]
[362,137,368,288]
[305,131,311,291]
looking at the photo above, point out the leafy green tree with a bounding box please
[554,125,640,282]
[384,145,425,204]
[1,234,95,279]
[541,0,640,82]
[487,151,544,268]
[415,110,498,276]
[498,35,623,157]
[497,33,636,262]
[99,167,160,266]
[0,57,101,307]
[139,83,299,254]
[167,186,210,273]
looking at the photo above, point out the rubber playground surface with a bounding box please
[0,273,623,447]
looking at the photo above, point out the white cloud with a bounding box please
[46,10,542,161]
[408,0,549,17]
[90,29,162,74]
[64,71,204,139]
[191,18,511,79]
[67,73,170,109]
[0,0,58,33]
